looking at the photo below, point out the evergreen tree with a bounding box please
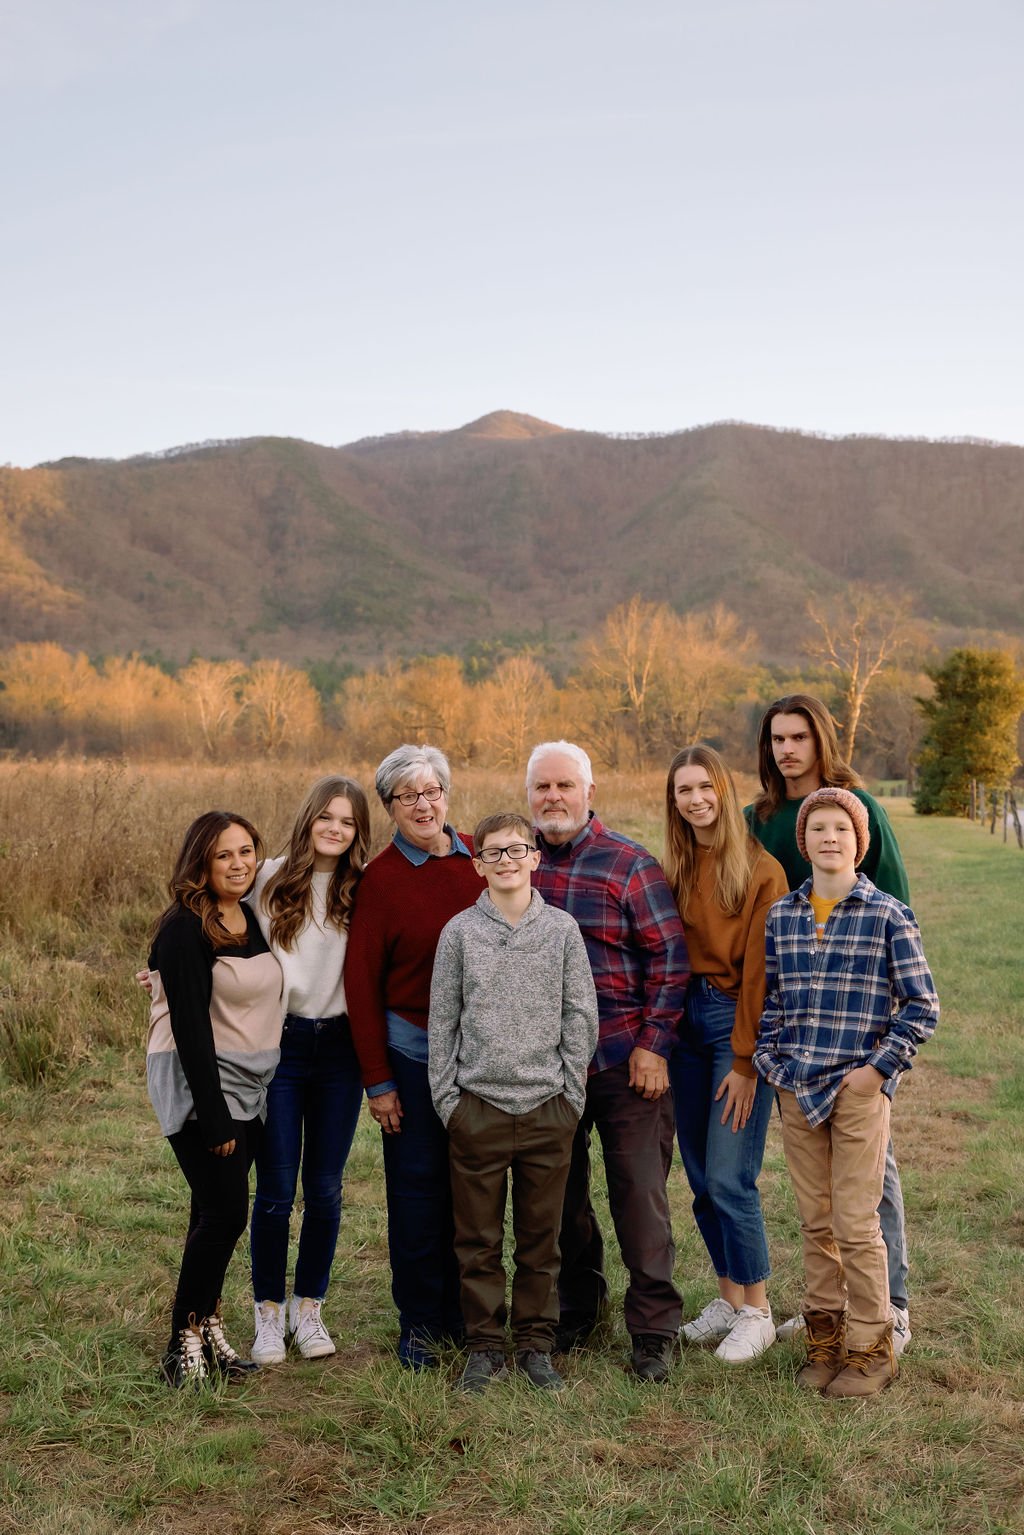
[914,649,1024,815]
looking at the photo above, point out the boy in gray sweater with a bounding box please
[429,812,599,1394]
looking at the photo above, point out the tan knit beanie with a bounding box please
[795,787,870,866]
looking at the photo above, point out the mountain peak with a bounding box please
[455,410,567,440]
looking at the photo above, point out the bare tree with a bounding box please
[179,658,245,757]
[804,586,915,760]
[241,660,321,755]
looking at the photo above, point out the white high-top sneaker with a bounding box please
[287,1296,336,1360]
[252,1299,287,1365]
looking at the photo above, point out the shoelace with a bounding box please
[179,1322,208,1377]
[296,1301,331,1344]
[844,1334,895,1375]
[204,1313,241,1364]
[805,1324,845,1363]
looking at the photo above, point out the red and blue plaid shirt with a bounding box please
[533,814,690,1074]
[753,874,939,1127]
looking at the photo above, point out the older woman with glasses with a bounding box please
[345,743,483,1369]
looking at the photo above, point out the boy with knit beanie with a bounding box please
[753,788,939,1398]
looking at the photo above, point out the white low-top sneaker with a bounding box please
[252,1299,287,1365]
[775,1311,805,1341]
[891,1305,911,1357]
[714,1305,776,1364]
[681,1297,739,1345]
[288,1295,337,1360]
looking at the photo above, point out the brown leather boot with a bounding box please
[796,1310,846,1392]
[824,1322,897,1398]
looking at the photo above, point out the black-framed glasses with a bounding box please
[476,842,535,864]
[392,784,445,807]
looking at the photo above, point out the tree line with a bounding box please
[1,597,1021,817]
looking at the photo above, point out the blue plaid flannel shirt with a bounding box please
[753,874,939,1127]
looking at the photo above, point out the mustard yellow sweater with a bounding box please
[681,844,788,1077]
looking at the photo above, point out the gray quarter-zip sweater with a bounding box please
[428,889,599,1125]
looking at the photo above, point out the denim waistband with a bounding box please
[283,1011,348,1032]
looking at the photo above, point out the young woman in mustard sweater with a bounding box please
[663,744,787,1364]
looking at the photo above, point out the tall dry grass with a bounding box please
[0,757,721,1086]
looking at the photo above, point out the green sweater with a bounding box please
[743,788,910,901]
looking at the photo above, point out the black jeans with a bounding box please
[166,1115,263,1349]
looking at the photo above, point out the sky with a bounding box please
[2,0,1023,466]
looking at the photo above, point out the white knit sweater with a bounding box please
[249,857,348,1019]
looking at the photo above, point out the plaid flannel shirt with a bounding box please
[753,874,939,1127]
[533,814,690,1074]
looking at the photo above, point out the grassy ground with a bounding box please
[1,767,1023,1534]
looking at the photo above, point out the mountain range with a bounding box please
[3,411,1022,669]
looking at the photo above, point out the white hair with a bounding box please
[525,740,594,791]
[374,743,452,807]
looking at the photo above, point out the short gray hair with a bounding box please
[374,743,452,807]
[525,740,594,792]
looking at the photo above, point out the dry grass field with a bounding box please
[1,760,1022,1535]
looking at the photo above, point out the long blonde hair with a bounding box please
[262,775,370,951]
[663,745,757,918]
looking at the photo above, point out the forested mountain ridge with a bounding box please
[3,413,1022,666]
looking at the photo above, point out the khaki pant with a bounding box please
[447,1091,578,1351]
[777,1085,891,1349]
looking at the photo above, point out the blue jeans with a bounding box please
[881,1136,909,1309]
[250,1013,363,1303]
[669,979,772,1287]
[381,1048,463,1343]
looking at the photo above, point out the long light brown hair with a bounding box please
[663,745,757,918]
[751,693,863,820]
[262,775,370,951]
[156,810,264,950]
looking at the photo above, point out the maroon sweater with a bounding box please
[345,836,482,1089]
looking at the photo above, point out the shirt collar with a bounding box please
[795,871,873,904]
[392,824,473,866]
[536,810,603,859]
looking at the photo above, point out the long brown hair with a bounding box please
[751,693,863,820]
[155,811,264,950]
[262,775,370,951]
[663,745,757,918]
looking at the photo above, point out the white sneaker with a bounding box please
[891,1305,911,1357]
[714,1305,776,1364]
[287,1295,336,1360]
[252,1300,287,1365]
[681,1297,738,1345]
[775,1311,806,1341]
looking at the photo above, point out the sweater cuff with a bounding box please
[731,1055,757,1080]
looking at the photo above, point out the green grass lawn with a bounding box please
[1,800,1023,1535]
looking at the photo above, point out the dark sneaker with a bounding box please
[630,1333,674,1383]
[398,1332,440,1372]
[458,1349,509,1395]
[515,1349,566,1391]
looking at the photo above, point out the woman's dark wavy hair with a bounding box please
[262,775,371,951]
[751,693,863,820]
[155,810,264,950]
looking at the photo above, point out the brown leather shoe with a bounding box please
[796,1310,846,1392]
[824,1323,897,1399]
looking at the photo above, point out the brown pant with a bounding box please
[447,1091,578,1350]
[777,1085,891,1349]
